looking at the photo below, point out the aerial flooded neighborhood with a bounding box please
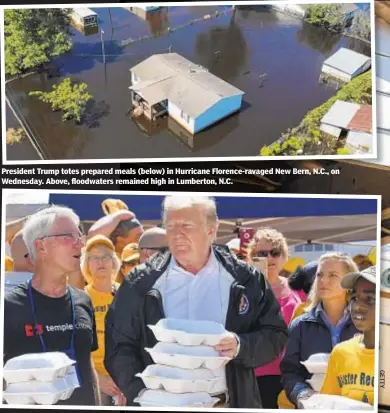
[4,3,373,161]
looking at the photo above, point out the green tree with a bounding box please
[30,77,93,123]
[4,9,73,76]
[304,5,343,32]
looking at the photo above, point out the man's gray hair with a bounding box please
[23,205,80,261]
[162,196,219,227]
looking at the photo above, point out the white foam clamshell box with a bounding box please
[301,394,373,410]
[3,369,80,405]
[145,343,230,370]
[148,318,229,346]
[3,352,76,383]
[306,374,325,392]
[300,353,330,374]
[134,389,219,407]
[136,364,227,394]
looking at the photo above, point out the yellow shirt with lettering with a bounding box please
[321,335,375,405]
[85,283,119,376]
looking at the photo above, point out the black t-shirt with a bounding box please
[4,282,98,406]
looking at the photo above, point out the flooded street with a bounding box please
[6,5,371,161]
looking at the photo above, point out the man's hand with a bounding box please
[117,393,127,406]
[296,389,318,409]
[98,375,121,397]
[214,333,240,359]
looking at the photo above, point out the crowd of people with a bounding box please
[3,196,377,408]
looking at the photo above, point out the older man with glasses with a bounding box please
[4,206,100,406]
[105,196,288,408]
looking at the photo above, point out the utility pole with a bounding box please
[168,44,172,53]
[108,8,113,28]
[101,29,106,64]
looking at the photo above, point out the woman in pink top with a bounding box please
[248,228,302,409]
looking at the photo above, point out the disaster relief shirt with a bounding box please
[4,283,98,405]
[320,336,375,405]
[84,283,119,377]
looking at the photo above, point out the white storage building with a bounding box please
[321,47,371,82]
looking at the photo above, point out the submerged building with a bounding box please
[129,53,245,134]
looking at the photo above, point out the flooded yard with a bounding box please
[5,5,371,161]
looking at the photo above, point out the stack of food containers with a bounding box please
[299,394,373,410]
[3,352,80,405]
[301,353,330,392]
[300,353,372,410]
[134,318,230,408]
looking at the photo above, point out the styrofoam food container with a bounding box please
[145,343,230,370]
[306,374,325,392]
[148,318,229,346]
[4,272,33,293]
[136,364,227,394]
[301,394,373,410]
[134,389,219,407]
[301,353,330,374]
[4,352,76,383]
[3,370,80,405]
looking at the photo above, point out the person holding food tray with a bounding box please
[280,253,360,408]
[320,266,376,406]
[4,206,100,406]
[105,195,288,408]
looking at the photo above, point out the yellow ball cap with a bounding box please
[85,235,115,252]
[283,257,306,273]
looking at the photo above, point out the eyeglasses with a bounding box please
[38,233,86,245]
[89,254,113,263]
[252,248,282,258]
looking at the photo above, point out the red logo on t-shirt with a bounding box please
[24,324,43,337]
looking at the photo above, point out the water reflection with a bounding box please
[296,22,342,54]
[167,112,240,151]
[195,14,247,82]
[146,7,169,37]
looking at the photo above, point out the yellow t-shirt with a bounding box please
[321,335,375,405]
[85,283,119,376]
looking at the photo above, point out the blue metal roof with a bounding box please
[48,194,377,222]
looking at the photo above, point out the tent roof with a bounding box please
[39,194,378,244]
[6,195,378,245]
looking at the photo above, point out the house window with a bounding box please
[314,244,323,252]
[294,245,304,252]
[325,244,334,251]
[304,244,314,252]
[133,74,139,82]
[180,110,190,124]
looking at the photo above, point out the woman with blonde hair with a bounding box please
[81,235,126,406]
[248,228,302,408]
[280,252,359,408]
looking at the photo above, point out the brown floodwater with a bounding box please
[5,5,371,161]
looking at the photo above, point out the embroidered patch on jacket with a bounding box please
[238,294,250,315]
